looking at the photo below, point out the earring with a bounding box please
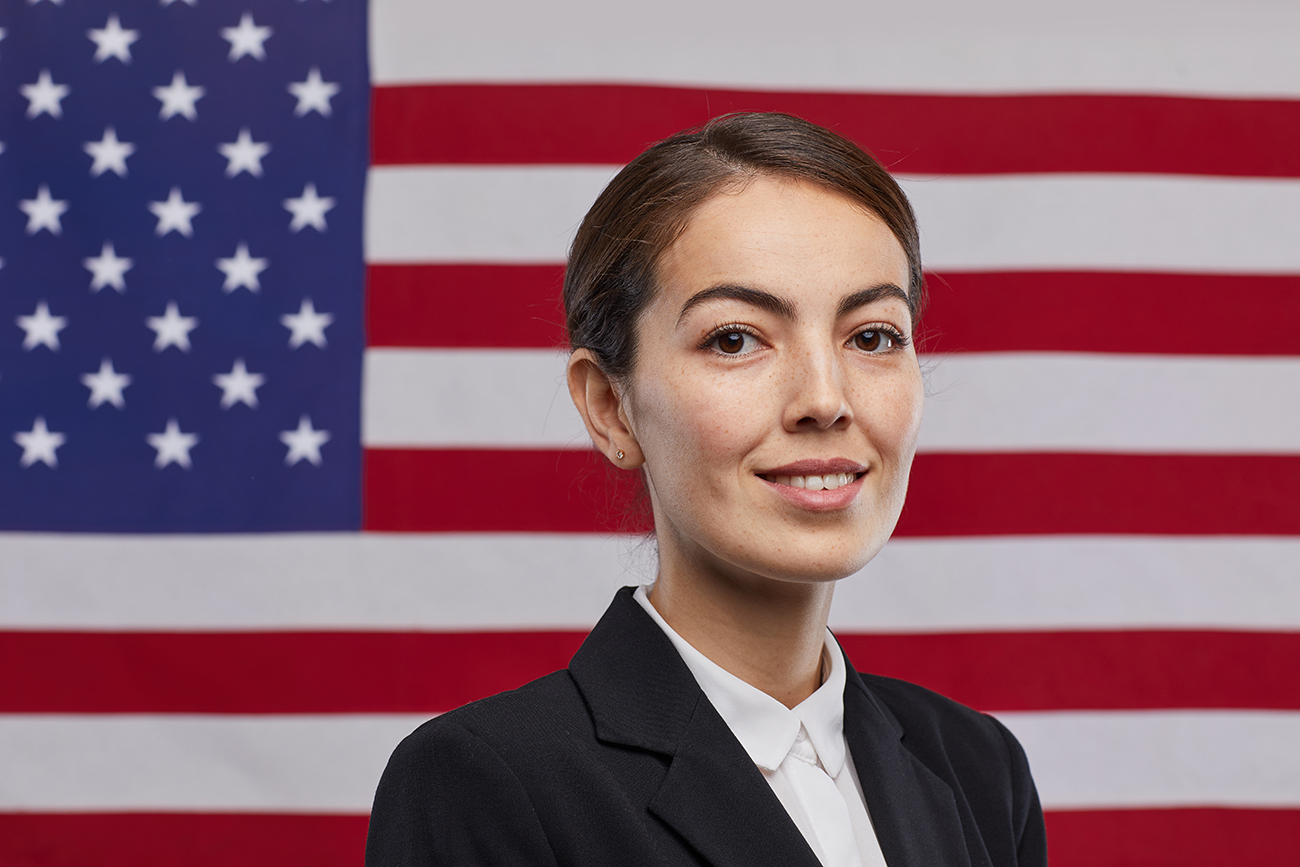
[615,450,624,461]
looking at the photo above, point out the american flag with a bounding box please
[3,1,1299,866]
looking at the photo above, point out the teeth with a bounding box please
[769,473,855,490]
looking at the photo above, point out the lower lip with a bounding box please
[760,474,865,511]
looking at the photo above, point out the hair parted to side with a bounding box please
[563,111,924,381]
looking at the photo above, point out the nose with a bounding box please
[782,342,852,432]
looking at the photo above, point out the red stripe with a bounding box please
[0,814,369,867]
[363,449,1300,536]
[922,272,1300,356]
[1045,808,1300,867]
[3,630,1296,714]
[0,631,584,714]
[371,83,1300,177]
[366,264,1300,355]
[363,448,650,534]
[2,809,1293,867]
[901,453,1300,537]
[367,264,568,348]
[839,631,1300,713]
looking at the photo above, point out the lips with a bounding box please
[761,472,858,491]
[758,458,867,477]
[756,458,869,505]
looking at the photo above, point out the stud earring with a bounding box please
[615,450,624,460]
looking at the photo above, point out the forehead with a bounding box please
[655,176,910,302]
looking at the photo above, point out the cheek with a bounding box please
[859,366,925,458]
[634,372,752,467]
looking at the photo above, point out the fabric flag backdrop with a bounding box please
[3,0,1299,865]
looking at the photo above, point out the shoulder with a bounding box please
[854,671,1035,802]
[386,668,594,779]
[856,672,1027,769]
[853,672,1047,866]
[366,671,592,867]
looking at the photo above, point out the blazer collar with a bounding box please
[569,588,972,867]
[569,587,822,867]
[841,652,973,867]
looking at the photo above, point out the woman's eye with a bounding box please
[853,330,896,353]
[711,330,758,355]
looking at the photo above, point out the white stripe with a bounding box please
[372,0,1300,97]
[995,711,1300,809]
[365,167,1300,275]
[906,174,1300,274]
[3,534,1297,631]
[2,711,1297,810]
[0,714,428,812]
[364,166,615,264]
[362,348,1300,454]
[918,353,1300,454]
[362,349,588,449]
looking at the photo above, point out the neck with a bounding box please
[647,558,834,709]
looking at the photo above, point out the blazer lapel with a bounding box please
[570,588,821,867]
[841,661,973,867]
[647,696,823,867]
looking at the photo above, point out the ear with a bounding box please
[567,349,644,468]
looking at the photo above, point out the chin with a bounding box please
[729,531,889,586]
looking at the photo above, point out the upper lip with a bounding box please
[759,458,867,476]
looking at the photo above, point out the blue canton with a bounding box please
[0,0,368,531]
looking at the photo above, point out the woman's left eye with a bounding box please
[709,329,760,355]
[852,329,901,353]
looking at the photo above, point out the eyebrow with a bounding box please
[677,282,910,325]
[836,284,910,318]
[677,285,796,325]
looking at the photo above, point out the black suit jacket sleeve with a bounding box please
[367,716,560,867]
[996,715,1049,866]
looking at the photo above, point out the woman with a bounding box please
[367,113,1047,867]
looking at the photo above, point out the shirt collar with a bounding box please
[632,585,847,776]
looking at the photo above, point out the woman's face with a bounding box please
[622,175,924,588]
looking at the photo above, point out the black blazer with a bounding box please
[367,587,1047,866]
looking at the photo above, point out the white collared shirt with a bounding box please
[634,586,888,867]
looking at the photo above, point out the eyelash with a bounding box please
[701,323,911,356]
[853,324,911,353]
[701,323,762,356]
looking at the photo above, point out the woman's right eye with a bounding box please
[709,329,759,355]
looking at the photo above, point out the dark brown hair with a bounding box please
[563,112,923,380]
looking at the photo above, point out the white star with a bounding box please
[81,357,132,409]
[160,0,196,5]
[84,241,133,293]
[14,417,66,469]
[83,126,135,177]
[21,70,69,118]
[215,242,267,292]
[217,128,270,178]
[88,14,139,64]
[280,415,330,466]
[19,185,68,235]
[153,71,204,121]
[147,419,198,469]
[283,182,334,233]
[17,301,67,351]
[288,67,339,117]
[281,298,334,349]
[213,358,265,409]
[146,301,198,352]
[221,12,272,61]
[27,0,65,5]
[148,186,201,237]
